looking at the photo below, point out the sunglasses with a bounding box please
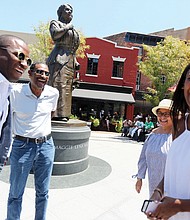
[34,69,50,76]
[16,52,32,66]
[0,47,32,66]
[157,111,171,117]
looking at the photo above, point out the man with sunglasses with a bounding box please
[0,34,31,172]
[7,62,59,220]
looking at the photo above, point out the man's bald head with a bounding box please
[0,35,26,48]
[0,35,30,82]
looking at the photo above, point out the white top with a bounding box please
[164,113,190,220]
[0,73,12,138]
[135,120,144,128]
[10,83,59,138]
[137,132,172,196]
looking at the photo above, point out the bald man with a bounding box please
[0,34,31,172]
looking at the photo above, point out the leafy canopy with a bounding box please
[138,36,190,105]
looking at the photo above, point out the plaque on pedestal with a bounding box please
[51,119,91,175]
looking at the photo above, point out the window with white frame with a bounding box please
[86,53,100,75]
[112,56,126,78]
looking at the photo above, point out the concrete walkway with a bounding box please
[0,131,149,220]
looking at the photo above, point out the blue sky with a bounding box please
[1,0,190,38]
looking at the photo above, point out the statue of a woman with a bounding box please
[47,4,80,121]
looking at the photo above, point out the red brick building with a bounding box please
[104,32,165,115]
[73,37,139,120]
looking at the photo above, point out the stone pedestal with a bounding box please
[51,119,91,175]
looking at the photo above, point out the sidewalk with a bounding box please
[0,131,148,220]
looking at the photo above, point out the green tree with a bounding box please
[139,36,190,105]
[29,21,89,63]
[29,21,52,62]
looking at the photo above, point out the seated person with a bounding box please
[130,116,144,141]
[144,116,154,133]
[121,119,132,137]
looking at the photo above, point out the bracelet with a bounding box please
[154,188,163,197]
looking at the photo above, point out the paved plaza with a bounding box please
[0,131,149,220]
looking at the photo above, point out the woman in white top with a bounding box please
[147,64,190,219]
[135,99,173,196]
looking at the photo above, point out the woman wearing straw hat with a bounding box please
[135,99,173,196]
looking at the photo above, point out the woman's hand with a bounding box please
[150,189,162,202]
[135,178,142,193]
[146,196,181,220]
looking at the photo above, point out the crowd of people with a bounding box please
[121,114,155,142]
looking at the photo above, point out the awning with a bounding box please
[72,89,135,103]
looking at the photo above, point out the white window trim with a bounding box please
[111,76,123,80]
[86,53,101,59]
[85,74,98,77]
[112,56,126,62]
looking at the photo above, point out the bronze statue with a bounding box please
[47,3,80,121]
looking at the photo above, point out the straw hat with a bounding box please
[152,99,173,116]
